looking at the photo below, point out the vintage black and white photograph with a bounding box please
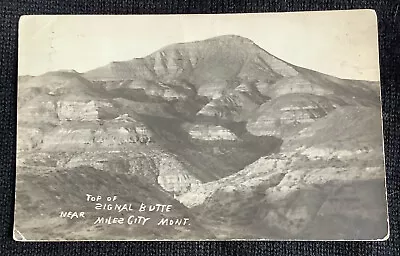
[14,10,388,241]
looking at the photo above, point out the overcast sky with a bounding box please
[18,10,380,81]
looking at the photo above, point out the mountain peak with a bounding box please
[202,34,256,44]
[84,35,300,82]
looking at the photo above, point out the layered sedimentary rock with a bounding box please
[197,90,264,122]
[185,124,238,141]
[176,104,385,239]
[16,35,386,240]
[246,93,338,138]
[156,154,202,195]
[259,75,331,98]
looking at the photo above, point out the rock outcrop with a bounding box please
[184,124,238,141]
[246,93,338,138]
[156,154,202,195]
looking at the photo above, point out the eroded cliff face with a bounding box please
[15,35,386,240]
[156,154,202,195]
[184,124,238,141]
[246,93,338,138]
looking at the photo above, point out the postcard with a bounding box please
[14,10,389,241]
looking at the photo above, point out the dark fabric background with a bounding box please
[0,1,399,255]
